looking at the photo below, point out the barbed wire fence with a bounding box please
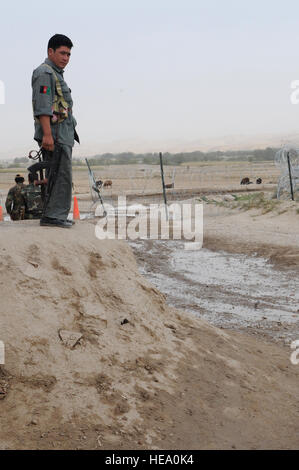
[275,145,299,200]
[0,154,287,218]
[72,158,281,215]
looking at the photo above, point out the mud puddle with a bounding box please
[129,239,299,345]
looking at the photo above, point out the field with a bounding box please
[0,162,279,201]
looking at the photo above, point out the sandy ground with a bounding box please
[0,162,298,450]
[0,217,298,450]
[202,199,299,268]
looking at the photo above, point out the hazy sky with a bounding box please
[1,0,299,158]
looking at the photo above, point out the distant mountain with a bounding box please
[71,132,299,157]
[1,132,299,161]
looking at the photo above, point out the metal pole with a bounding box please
[159,152,168,220]
[287,152,294,201]
[85,158,107,216]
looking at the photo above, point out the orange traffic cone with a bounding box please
[0,206,3,222]
[73,196,80,220]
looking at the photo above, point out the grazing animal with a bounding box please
[103,180,112,188]
[240,177,251,185]
[256,178,262,184]
[164,183,174,189]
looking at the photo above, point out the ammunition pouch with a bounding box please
[33,64,69,125]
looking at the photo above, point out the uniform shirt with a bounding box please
[5,183,26,220]
[32,58,77,147]
[21,183,44,219]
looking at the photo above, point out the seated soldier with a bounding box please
[21,172,44,219]
[5,174,26,221]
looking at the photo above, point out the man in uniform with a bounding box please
[32,34,79,228]
[21,172,44,220]
[5,174,26,221]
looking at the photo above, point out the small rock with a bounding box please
[121,319,129,325]
[28,261,39,268]
[223,194,235,201]
[0,375,10,400]
[58,330,83,349]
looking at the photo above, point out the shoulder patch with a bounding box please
[40,86,51,95]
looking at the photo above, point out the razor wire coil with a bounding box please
[275,145,299,198]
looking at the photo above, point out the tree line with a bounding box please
[80,147,279,166]
[1,147,279,168]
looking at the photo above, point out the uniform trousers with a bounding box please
[43,144,72,221]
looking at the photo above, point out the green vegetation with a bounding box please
[0,167,27,173]
[1,146,279,168]
[205,192,281,214]
[84,147,279,166]
[7,157,28,168]
[72,158,86,166]
[232,193,280,213]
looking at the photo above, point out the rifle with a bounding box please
[28,144,63,215]
[27,149,46,201]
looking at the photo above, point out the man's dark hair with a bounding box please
[48,34,73,51]
[15,175,24,183]
[28,172,37,184]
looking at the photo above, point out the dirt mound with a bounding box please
[0,220,298,449]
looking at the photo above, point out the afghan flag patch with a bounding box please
[40,86,50,95]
